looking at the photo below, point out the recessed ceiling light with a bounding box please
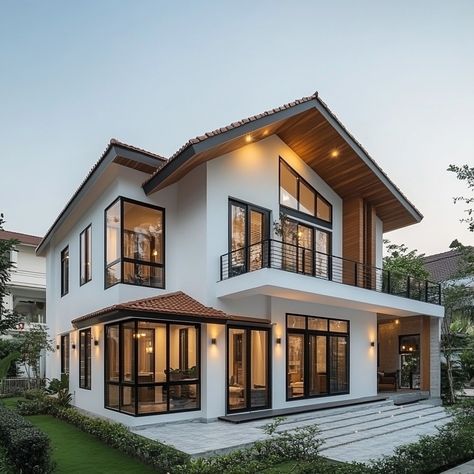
[330,150,339,158]
[245,135,252,143]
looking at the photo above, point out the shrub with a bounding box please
[24,388,47,400]
[176,418,323,473]
[0,404,53,473]
[17,397,52,416]
[53,406,190,472]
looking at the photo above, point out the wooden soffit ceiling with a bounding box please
[145,102,421,233]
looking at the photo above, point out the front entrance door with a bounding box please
[227,326,270,412]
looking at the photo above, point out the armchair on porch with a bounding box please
[377,371,398,392]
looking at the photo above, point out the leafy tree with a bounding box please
[383,241,429,279]
[448,164,474,232]
[0,339,21,377]
[0,213,21,334]
[17,324,54,386]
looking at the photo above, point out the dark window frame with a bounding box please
[79,328,92,390]
[104,318,201,417]
[60,334,70,375]
[279,158,333,227]
[286,313,350,401]
[104,197,166,290]
[60,246,69,297]
[79,224,92,286]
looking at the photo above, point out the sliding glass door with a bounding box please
[227,327,270,412]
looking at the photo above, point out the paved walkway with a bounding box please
[442,459,474,473]
[132,400,452,462]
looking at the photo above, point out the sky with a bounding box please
[0,0,473,256]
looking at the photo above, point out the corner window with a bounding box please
[80,225,92,285]
[79,328,91,389]
[105,320,200,416]
[279,159,332,224]
[105,198,165,289]
[287,314,349,400]
[60,334,70,375]
[60,246,69,296]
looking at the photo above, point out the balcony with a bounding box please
[219,239,441,305]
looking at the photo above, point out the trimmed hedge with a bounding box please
[0,404,53,473]
[52,406,190,472]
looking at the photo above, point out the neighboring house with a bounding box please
[0,230,46,377]
[37,92,444,427]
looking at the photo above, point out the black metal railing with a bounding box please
[219,239,441,305]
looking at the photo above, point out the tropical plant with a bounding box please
[0,352,20,380]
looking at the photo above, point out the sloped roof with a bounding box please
[71,291,270,328]
[423,250,463,282]
[0,230,42,247]
[36,139,167,255]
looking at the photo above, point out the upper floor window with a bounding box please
[60,246,69,296]
[105,197,165,289]
[279,159,332,223]
[80,225,92,285]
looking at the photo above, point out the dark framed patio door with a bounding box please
[227,326,271,413]
[229,200,269,276]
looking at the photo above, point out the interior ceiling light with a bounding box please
[330,149,339,158]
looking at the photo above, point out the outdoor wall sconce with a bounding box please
[370,341,375,347]
[56,344,60,350]
[94,339,99,346]
[276,337,282,345]
[211,338,217,345]
[71,344,76,350]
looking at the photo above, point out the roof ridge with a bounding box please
[110,138,167,162]
[143,92,319,185]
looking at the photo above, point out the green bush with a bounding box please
[0,404,53,473]
[296,400,474,474]
[176,418,323,473]
[53,406,190,472]
[17,397,52,416]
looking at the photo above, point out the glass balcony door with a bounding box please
[227,327,270,412]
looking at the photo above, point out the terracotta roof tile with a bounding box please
[0,230,42,246]
[71,291,227,325]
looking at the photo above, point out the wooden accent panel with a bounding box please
[421,316,431,391]
[365,204,377,289]
[343,197,364,284]
[113,156,158,174]
[152,107,419,232]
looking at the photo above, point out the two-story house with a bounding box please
[0,230,46,377]
[37,93,443,426]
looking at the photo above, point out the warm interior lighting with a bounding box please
[401,345,406,350]
[395,319,400,325]
[152,249,158,257]
[133,332,147,339]
[330,149,339,158]
[245,135,252,143]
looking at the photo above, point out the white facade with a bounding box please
[39,108,443,426]
[1,232,46,377]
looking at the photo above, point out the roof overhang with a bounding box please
[143,95,422,232]
[72,309,271,329]
[36,141,166,256]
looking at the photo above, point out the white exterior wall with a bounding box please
[43,135,442,425]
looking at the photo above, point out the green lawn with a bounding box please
[1,398,155,473]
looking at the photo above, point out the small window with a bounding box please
[80,225,92,285]
[60,334,70,375]
[299,182,315,216]
[308,317,328,331]
[79,328,91,389]
[280,161,298,210]
[60,246,69,296]
[329,320,348,333]
[287,315,306,329]
[317,196,331,222]
[399,334,419,353]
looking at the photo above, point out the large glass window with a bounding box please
[60,246,69,296]
[287,314,349,400]
[279,159,332,223]
[105,198,165,289]
[80,225,92,285]
[79,328,91,389]
[105,320,200,416]
[13,296,46,324]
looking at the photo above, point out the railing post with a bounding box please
[425,280,428,302]
[387,270,391,294]
[354,262,358,287]
[438,284,442,305]
[267,240,271,268]
[407,276,411,299]
[220,255,223,281]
